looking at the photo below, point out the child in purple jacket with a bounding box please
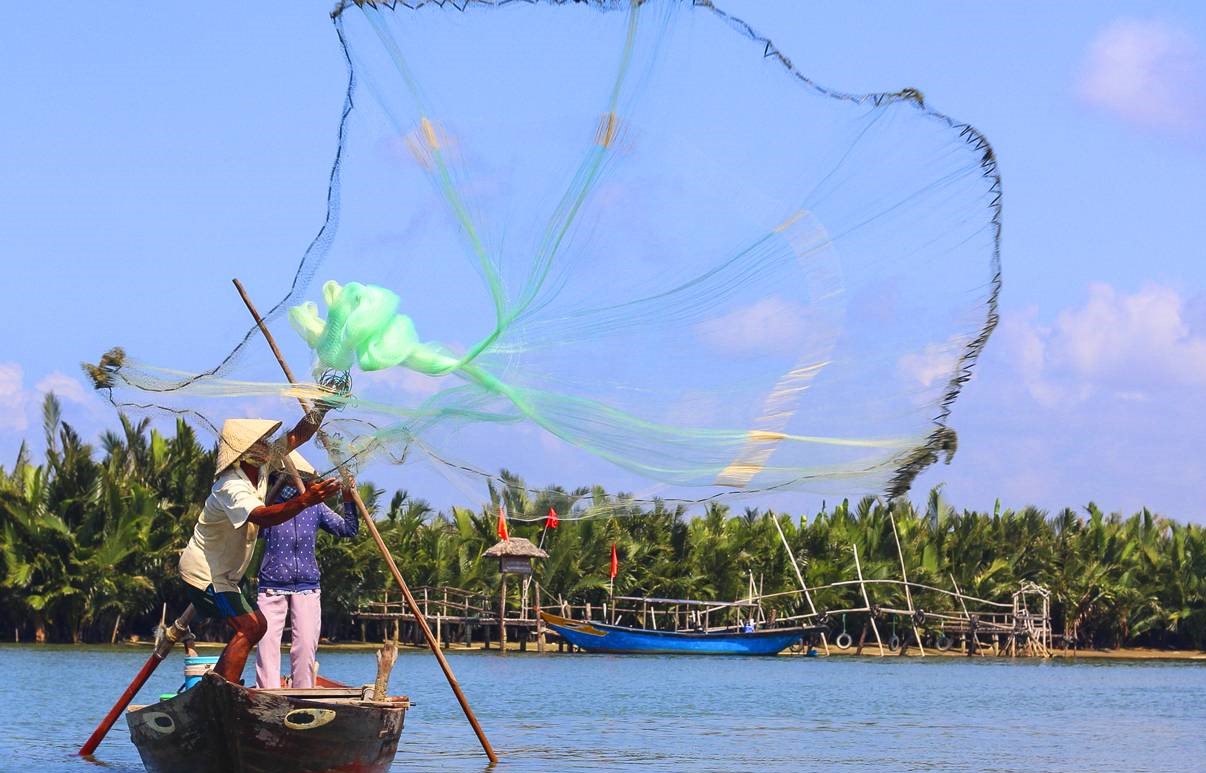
[253,461,359,689]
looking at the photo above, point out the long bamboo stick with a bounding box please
[233,279,497,764]
[888,510,926,656]
[770,513,830,655]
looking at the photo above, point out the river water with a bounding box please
[3,645,1204,773]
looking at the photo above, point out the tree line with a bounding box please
[2,395,1203,649]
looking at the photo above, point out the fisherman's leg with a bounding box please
[254,593,288,688]
[210,589,266,683]
[215,610,268,683]
[289,591,322,689]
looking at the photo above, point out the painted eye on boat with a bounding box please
[143,712,176,734]
[284,708,337,730]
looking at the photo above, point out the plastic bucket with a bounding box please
[181,655,220,690]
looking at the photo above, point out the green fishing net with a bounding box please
[91,0,1001,505]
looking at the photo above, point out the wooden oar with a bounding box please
[79,605,195,756]
[233,278,498,764]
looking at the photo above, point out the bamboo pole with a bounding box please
[851,544,885,656]
[232,279,497,764]
[888,510,926,656]
[770,513,829,655]
[949,573,973,620]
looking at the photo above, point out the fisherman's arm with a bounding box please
[248,479,341,527]
[318,478,361,538]
[283,408,327,451]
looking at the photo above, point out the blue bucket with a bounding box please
[181,655,220,691]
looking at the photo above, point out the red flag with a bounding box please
[496,503,509,541]
[545,507,559,529]
[609,543,618,579]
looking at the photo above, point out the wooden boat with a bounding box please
[540,611,823,655]
[126,672,409,773]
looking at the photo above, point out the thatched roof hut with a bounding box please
[482,537,548,559]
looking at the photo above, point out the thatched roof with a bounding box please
[482,537,548,559]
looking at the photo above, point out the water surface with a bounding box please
[3,645,1203,772]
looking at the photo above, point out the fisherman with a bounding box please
[254,451,360,689]
[179,416,340,684]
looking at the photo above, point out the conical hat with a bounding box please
[283,450,316,476]
[215,419,282,475]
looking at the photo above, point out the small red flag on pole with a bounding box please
[496,502,509,541]
[609,543,618,579]
[546,507,559,529]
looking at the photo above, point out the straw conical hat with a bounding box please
[284,450,316,476]
[215,419,282,475]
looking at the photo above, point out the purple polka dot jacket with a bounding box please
[258,484,359,592]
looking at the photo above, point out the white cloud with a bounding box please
[695,296,813,356]
[35,372,92,405]
[1078,17,1205,132]
[898,339,963,389]
[358,366,443,399]
[1003,283,1206,407]
[0,364,104,437]
[916,284,1206,519]
[0,362,28,432]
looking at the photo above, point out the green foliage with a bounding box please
[1,399,1204,649]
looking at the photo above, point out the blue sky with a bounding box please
[2,2,1203,520]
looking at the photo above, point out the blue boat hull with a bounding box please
[540,612,817,655]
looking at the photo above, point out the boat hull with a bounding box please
[126,673,407,773]
[540,612,818,655]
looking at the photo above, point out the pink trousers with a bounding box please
[254,590,322,689]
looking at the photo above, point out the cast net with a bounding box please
[88,0,1001,509]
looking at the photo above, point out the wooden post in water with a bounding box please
[498,574,508,655]
[535,581,546,654]
[855,620,869,656]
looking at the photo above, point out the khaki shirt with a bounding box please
[179,465,267,594]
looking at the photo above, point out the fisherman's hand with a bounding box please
[342,476,357,502]
[304,403,331,427]
[299,478,341,505]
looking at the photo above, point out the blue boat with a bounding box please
[540,611,822,655]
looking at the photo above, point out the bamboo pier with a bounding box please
[350,575,1053,657]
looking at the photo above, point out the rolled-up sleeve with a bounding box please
[211,475,265,528]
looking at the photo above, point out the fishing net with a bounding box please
[88,0,1001,508]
